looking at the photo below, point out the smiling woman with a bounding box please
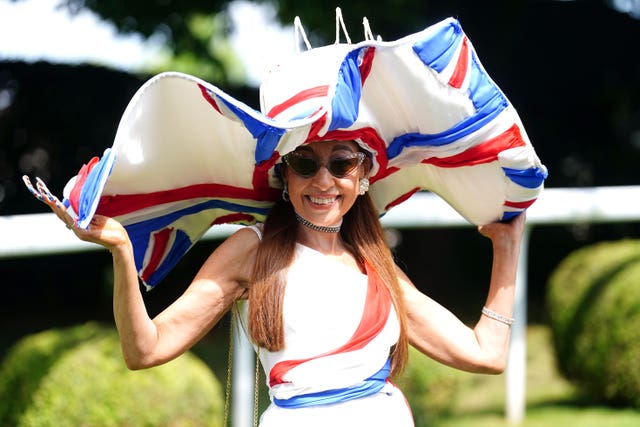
[23,15,541,426]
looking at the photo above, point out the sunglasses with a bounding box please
[283,151,366,178]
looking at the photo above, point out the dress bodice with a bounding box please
[240,243,399,400]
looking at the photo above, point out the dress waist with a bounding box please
[272,359,391,409]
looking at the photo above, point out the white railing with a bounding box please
[2,185,640,425]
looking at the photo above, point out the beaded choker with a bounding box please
[294,212,341,233]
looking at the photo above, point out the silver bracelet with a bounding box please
[481,307,514,326]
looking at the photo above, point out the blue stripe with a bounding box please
[146,229,192,285]
[77,149,116,229]
[386,96,506,159]
[125,199,270,285]
[413,19,503,113]
[501,211,522,222]
[329,49,362,131]
[467,53,505,112]
[273,359,391,409]
[502,166,548,189]
[412,19,463,73]
[216,96,286,164]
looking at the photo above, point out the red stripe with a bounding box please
[385,188,420,212]
[69,157,100,214]
[211,213,255,225]
[304,114,328,142]
[421,124,525,168]
[266,85,330,119]
[504,199,536,209]
[95,183,280,217]
[448,37,469,89]
[198,84,222,114]
[359,47,376,83]
[269,262,391,387]
[371,125,527,206]
[252,151,281,191]
[141,228,172,282]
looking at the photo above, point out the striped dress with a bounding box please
[241,226,413,426]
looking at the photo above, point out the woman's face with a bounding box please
[282,140,368,228]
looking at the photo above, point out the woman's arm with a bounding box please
[27,177,256,369]
[401,213,526,374]
[113,227,257,369]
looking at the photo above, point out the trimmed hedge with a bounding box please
[0,322,224,426]
[395,346,463,426]
[546,239,640,407]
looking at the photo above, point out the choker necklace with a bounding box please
[295,212,341,233]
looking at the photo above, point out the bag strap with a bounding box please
[224,308,262,427]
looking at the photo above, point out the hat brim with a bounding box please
[63,17,547,287]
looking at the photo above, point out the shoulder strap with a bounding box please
[247,223,263,241]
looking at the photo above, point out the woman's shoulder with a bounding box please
[224,224,263,252]
[200,225,261,277]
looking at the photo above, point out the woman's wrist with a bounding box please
[109,239,133,257]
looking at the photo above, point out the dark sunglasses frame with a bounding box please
[282,151,366,178]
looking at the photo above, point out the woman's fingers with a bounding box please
[23,175,77,229]
[23,176,129,249]
[22,175,45,202]
[478,211,527,244]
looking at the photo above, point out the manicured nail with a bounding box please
[22,176,44,201]
[35,178,55,202]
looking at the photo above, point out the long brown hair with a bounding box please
[247,190,409,376]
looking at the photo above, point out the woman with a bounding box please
[28,137,525,426]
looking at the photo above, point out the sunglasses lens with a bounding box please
[286,154,318,177]
[284,151,364,178]
[328,157,360,177]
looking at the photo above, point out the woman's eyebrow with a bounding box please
[331,144,356,152]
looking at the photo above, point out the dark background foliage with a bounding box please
[1,0,639,359]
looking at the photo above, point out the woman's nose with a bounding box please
[312,164,334,189]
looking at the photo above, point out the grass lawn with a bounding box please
[433,325,640,427]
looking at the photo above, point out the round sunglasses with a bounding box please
[282,151,366,178]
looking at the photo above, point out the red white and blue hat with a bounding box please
[55,17,547,287]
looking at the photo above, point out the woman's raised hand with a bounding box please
[23,176,130,251]
[477,212,527,250]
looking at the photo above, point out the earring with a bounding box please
[282,183,290,202]
[358,178,369,196]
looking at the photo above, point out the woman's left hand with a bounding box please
[477,212,527,250]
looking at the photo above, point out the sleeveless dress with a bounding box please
[240,225,414,426]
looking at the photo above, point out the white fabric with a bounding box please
[239,243,413,426]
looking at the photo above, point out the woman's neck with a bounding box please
[296,224,343,254]
[296,227,365,272]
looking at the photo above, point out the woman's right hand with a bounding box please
[23,176,130,251]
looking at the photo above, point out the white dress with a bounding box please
[241,225,414,427]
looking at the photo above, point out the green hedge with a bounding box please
[0,322,224,426]
[395,346,463,426]
[546,239,640,407]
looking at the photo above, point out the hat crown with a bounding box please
[259,43,355,123]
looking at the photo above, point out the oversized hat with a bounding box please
[57,17,547,287]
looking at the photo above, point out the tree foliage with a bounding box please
[547,240,640,407]
[49,0,245,84]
